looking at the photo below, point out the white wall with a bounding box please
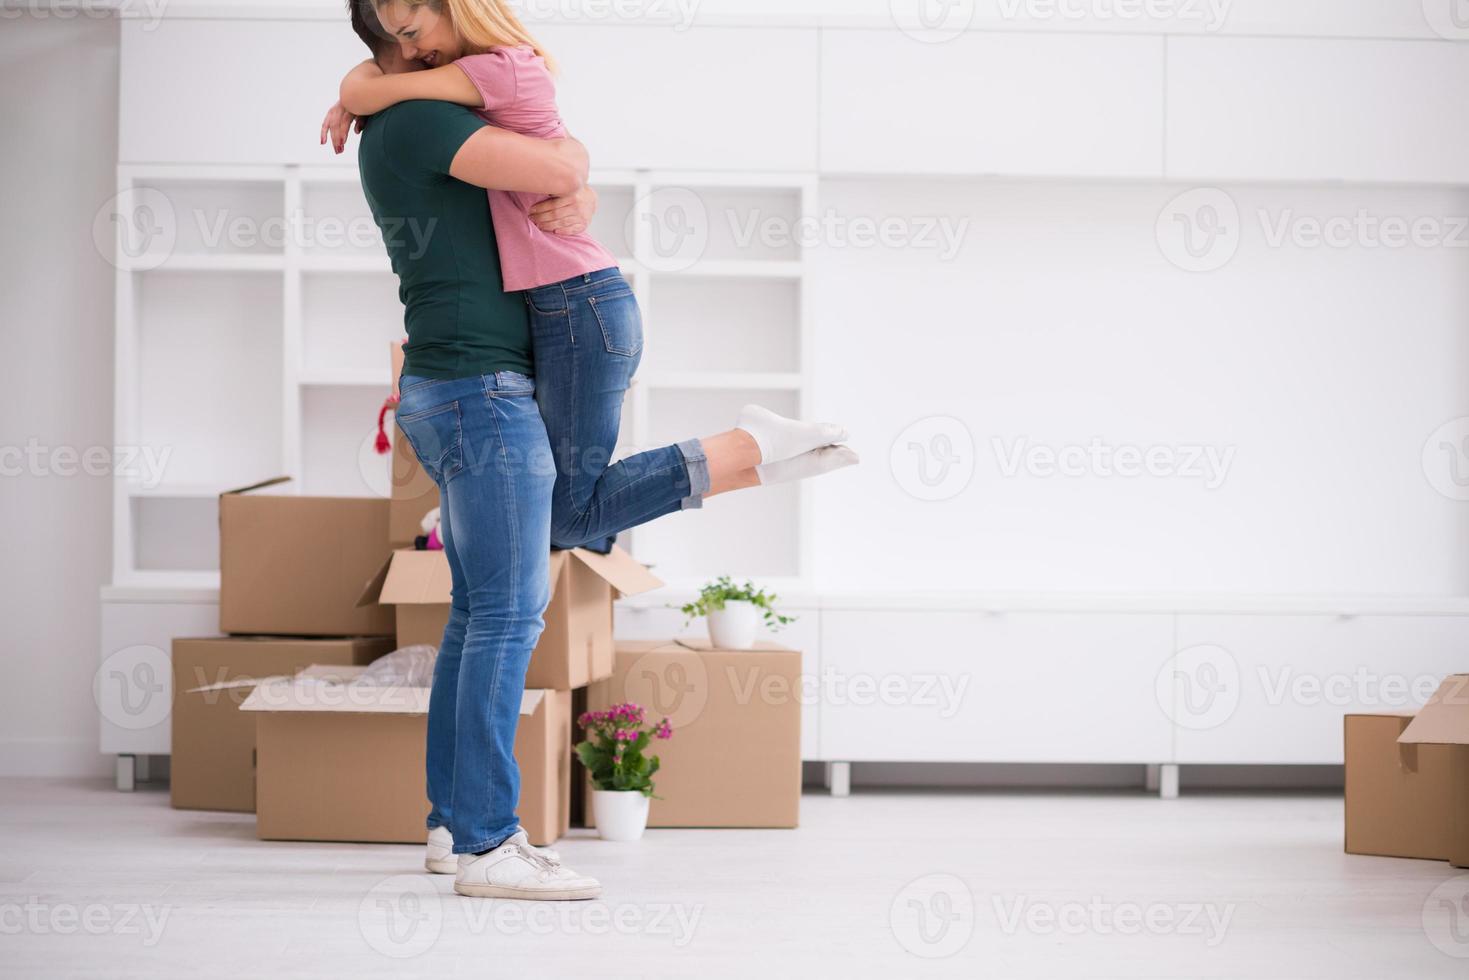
[0,14,120,777]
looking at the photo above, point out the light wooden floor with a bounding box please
[2,779,1466,978]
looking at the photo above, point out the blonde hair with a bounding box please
[379,0,557,73]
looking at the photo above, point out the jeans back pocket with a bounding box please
[588,290,644,358]
[396,401,463,485]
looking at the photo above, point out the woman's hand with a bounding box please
[320,100,362,155]
[529,185,599,237]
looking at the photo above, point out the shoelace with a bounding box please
[515,843,563,879]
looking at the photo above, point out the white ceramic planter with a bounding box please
[707,600,761,649]
[592,790,651,841]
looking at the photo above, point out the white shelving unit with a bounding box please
[108,164,817,594]
[109,163,401,591]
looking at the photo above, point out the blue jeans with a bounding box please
[396,370,555,855]
[526,267,711,554]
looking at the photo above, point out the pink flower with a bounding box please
[654,720,673,740]
[614,728,635,742]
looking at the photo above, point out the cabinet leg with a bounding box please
[115,755,136,793]
[1145,764,1160,792]
[1159,764,1179,800]
[135,754,151,783]
[829,761,851,798]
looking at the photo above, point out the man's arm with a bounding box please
[449,129,589,198]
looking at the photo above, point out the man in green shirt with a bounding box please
[340,10,603,901]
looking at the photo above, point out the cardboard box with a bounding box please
[242,665,571,846]
[220,477,395,637]
[586,639,802,828]
[364,546,663,690]
[1345,674,1469,867]
[170,636,393,812]
[389,341,441,549]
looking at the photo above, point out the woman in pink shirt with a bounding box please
[327,0,858,555]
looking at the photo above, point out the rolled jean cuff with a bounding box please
[677,438,710,510]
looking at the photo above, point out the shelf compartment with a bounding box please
[131,178,285,259]
[589,182,637,260]
[299,180,384,258]
[133,271,284,489]
[644,184,804,265]
[641,275,801,375]
[300,385,393,498]
[132,495,220,573]
[300,272,404,381]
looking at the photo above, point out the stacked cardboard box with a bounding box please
[1344,675,1469,867]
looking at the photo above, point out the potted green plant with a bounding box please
[680,576,795,650]
[575,703,672,841]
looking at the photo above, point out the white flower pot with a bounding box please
[592,790,650,841]
[707,600,761,650]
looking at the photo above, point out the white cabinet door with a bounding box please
[99,596,220,756]
[820,31,1165,177]
[1167,37,1469,184]
[819,610,1173,763]
[615,602,822,760]
[539,24,820,172]
[120,18,367,165]
[1169,615,1469,765]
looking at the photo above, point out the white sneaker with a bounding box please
[453,830,601,901]
[426,826,457,874]
[426,826,560,875]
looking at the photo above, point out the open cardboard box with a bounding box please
[237,665,571,846]
[1345,674,1469,867]
[584,639,802,828]
[171,636,393,813]
[361,546,663,690]
[219,477,395,637]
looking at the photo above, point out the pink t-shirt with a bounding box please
[455,47,616,292]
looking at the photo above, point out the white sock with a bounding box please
[737,404,848,465]
[756,445,860,485]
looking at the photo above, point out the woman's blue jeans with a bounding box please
[396,370,555,855]
[526,267,711,554]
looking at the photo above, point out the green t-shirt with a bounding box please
[358,100,532,380]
